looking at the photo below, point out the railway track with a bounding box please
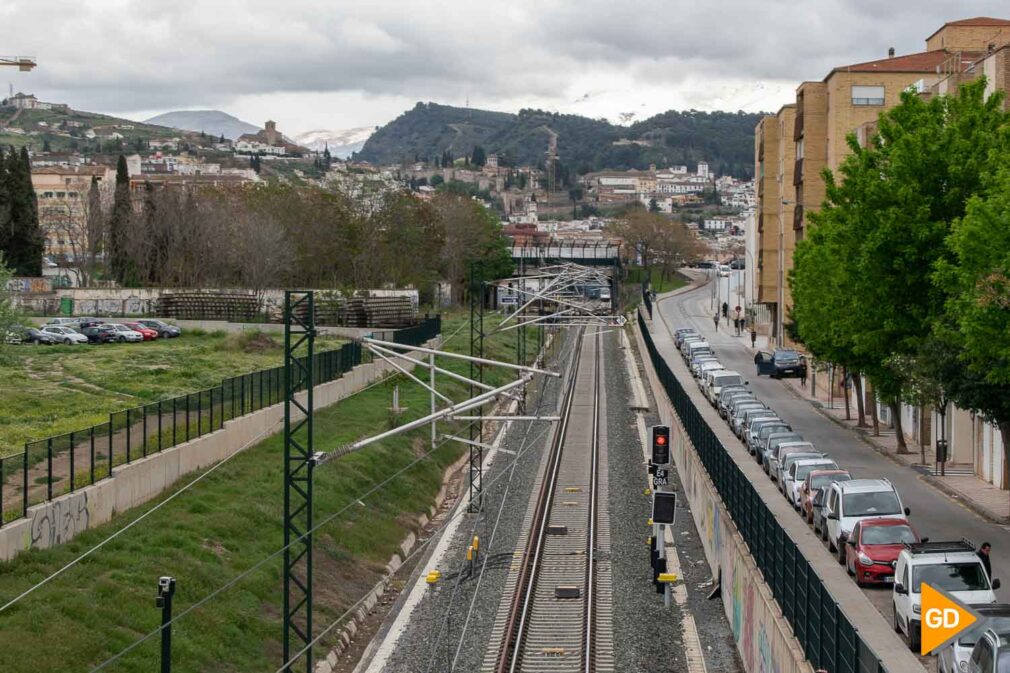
[483,330,614,673]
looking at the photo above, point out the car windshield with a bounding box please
[913,562,989,594]
[861,525,916,545]
[759,425,789,438]
[783,454,820,471]
[795,463,836,481]
[961,619,1010,646]
[843,491,901,516]
[713,375,743,387]
[776,350,800,361]
[811,473,850,489]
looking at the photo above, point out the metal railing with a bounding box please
[637,311,884,673]
[0,317,441,526]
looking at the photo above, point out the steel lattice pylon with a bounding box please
[283,291,316,673]
[468,265,485,513]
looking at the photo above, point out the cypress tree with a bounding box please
[108,155,131,284]
[0,147,43,276]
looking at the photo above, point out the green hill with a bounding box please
[0,104,218,154]
[356,102,765,178]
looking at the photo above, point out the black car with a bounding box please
[137,319,182,338]
[20,328,58,345]
[755,349,808,379]
[82,325,118,344]
[729,259,746,270]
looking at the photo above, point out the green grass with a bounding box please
[0,331,345,457]
[0,310,543,672]
[625,266,688,294]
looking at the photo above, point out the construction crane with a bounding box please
[0,56,36,71]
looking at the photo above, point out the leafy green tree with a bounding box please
[0,147,43,276]
[648,197,659,213]
[108,155,132,284]
[0,253,21,361]
[795,78,1008,451]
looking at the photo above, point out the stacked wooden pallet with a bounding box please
[344,296,415,328]
[157,292,260,321]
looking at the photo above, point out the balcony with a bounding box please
[793,158,803,186]
[758,213,764,234]
[793,205,805,231]
[794,112,804,141]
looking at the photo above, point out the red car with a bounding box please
[123,321,159,341]
[844,518,922,586]
[801,469,851,523]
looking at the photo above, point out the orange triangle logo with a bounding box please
[921,583,978,655]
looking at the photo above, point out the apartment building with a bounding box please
[31,165,115,261]
[751,17,1010,343]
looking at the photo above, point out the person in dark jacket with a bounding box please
[979,542,993,579]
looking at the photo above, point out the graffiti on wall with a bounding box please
[7,277,53,293]
[27,491,90,549]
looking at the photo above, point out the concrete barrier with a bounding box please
[0,339,439,562]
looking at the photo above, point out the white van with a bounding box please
[823,479,909,561]
[705,370,744,405]
[893,540,999,652]
[598,287,611,302]
[684,341,712,365]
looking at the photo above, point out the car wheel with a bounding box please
[909,621,920,652]
[64,338,72,345]
[846,557,854,576]
[828,538,836,553]
[837,543,846,565]
[821,525,828,541]
[118,336,125,343]
[893,603,902,633]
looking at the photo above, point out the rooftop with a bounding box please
[926,16,1010,41]
[831,49,981,76]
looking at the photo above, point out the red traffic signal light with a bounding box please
[651,425,670,466]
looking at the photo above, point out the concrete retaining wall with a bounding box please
[0,339,439,562]
[633,319,812,673]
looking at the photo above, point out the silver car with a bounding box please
[768,441,816,481]
[785,459,837,507]
[40,325,89,344]
[747,420,790,456]
[777,452,825,493]
[938,606,1010,673]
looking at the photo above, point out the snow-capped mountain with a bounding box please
[293,127,374,158]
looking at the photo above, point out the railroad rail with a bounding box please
[483,330,614,672]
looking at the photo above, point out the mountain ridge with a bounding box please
[144,110,260,140]
[356,102,765,178]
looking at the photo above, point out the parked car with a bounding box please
[108,323,143,343]
[729,258,745,270]
[735,407,776,439]
[755,349,808,379]
[823,479,909,563]
[706,372,745,406]
[720,389,756,419]
[747,419,791,456]
[694,359,723,381]
[894,540,999,652]
[801,469,851,523]
[20,327,58,345]
[717,264,731,277]
[123,321,159,341]
[777,452,827,495]
[785,458,837,507]
[39,325,89,345]
[46,317,81,328]
[964,620,1010,673]
[137,319,182,338]
[770,442,818,482]
[683,340,712,364]
[844,518,921,586]
[937,604,1010,673]
[761,432,804,470]
[82,324,118,344]
[675,328,698,349]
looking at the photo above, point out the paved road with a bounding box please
[657,273,1010,653]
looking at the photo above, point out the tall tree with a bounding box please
[108,155,132,284]
[0,147,43,276]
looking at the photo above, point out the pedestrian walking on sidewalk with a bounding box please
[750,328,757,348]
[800,361,808,388]
[979,542,993,579]
[713,313,720,330]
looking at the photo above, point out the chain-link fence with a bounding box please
[637,311,883,673]
[1,317,440,527]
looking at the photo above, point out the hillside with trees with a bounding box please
[356,102,764,178]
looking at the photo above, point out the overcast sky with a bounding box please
[2,1,1009,135]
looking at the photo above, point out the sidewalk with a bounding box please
[777,371,1010,524]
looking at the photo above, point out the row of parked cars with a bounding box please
[9,318,182,345]
[675,325,1005,668]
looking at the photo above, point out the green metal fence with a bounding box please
[1,316,441,527]
[637,311,884,673]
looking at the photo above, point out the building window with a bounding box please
[852,85,885,106]
[796,138,804,160]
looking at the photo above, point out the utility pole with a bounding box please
[468,265,485,512]
[156,576,176,673]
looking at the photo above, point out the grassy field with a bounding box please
[0,331,346,457]
[0,310,546,672]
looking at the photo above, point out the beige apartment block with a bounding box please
[926,17,1010,52]
[774,105,796,341]
[754,115,779,306]
[31,166,115,261]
